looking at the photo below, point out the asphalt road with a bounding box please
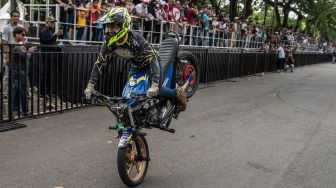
[2,63,336,188]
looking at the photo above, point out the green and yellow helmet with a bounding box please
[100,7,132,46]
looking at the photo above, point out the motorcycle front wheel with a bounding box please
[117,134,149,187]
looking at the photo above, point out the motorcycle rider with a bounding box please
[84,7,187,147]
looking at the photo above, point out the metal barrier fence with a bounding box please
[0,44,332,123]
[23,4,267,49]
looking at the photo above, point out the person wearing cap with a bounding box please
[38,16,63,98]
[40,16,63,51]
[230,17,238,47]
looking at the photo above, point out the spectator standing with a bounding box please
[230,17,238,47]
[200,8,209,46]
[135,0,153,40]
[39,16,63,98]
[218,18,228,47]
[245,28,252,48]
[76,3,88,41]
[115,0,126,6]
[96,3,107,41]
[153,1,167,43]
[272,31,280,45]
[11,27,37,116]
[2,10,23,99]
[125,0,136,14]
[184,2,198,45]
[185,2,198,26]
[56,0,76,40]
[163,0,175,22]
[107,0,116,11]
[287,30,294,45]
[87,0,103,41]
[276,43,286,73]
[2,10,22,44]
[174,1,183,22]
[211,16,219,46]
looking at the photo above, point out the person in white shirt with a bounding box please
[277,43,286,72]
[135,0,154,40]
[2,10,23,98]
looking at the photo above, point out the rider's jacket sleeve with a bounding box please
[141,41,160,85]
[88,43,109,87]
[131,32,160,85]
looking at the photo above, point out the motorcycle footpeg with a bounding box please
[165,127,175,133]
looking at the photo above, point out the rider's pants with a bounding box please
[129,66,177,99]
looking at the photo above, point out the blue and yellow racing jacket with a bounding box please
[88,30,160,87]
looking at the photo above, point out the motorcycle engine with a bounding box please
[148,107,160,125]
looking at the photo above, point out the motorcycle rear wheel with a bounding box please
[117,134,149,187]
[177,51,200,98]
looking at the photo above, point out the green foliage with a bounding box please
[195,0,336,42]
[1,0,9,7]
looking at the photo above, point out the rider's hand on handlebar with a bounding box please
[147,83,159,97]
[84,83,95,99]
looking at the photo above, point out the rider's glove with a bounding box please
[84,83,95,99]
[147,83,159,97]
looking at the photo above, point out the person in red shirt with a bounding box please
[174,1,183,22]
[163,0,175,22]
[185,2,198,25]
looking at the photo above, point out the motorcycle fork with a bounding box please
[132,131,150,162]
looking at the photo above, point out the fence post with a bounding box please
[239,48,244,77]
[263,50,267,74]
[8,45,13,121]
[0,35,3,121]
[73,6,77,41]
[189,26,192,46]
[205,48,209,84]
[159,20,163,45]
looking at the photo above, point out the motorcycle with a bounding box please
[91,31,199,187]
[284,49,295,72]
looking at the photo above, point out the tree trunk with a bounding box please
[209,0,220,13]
[305,19,312,35]
[274,0,281,28]
[230,0,238,21]
[243,0,254,19]
[282,7,290,28]
[282,0,293,28]
[10,0,17,11]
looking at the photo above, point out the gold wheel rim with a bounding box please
[125,136,147,182]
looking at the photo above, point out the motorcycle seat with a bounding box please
[158,37,178,82]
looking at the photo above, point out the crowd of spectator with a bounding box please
[27,0,333,51]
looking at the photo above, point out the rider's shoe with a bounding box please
[176,87,187,111]
[118,127,132,148]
